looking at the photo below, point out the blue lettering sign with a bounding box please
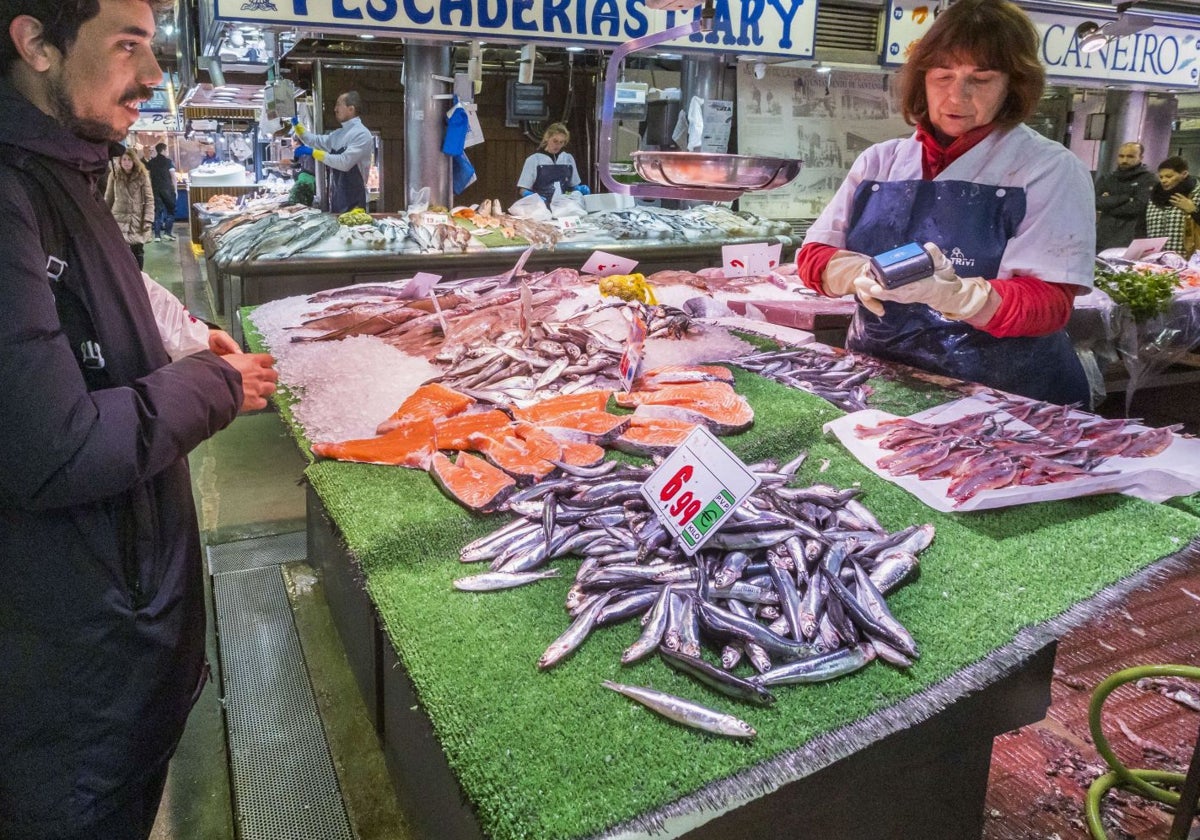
[738,0,765,47]
[332,0,364,19]
[624,0,648,38]
[591,0,620,37]
[403,0,433,24]
[766,0,803,49]
[366,0,397,21]
[480,0,506,26]
[544,0,571,33]
[441,0,470,25]
[1041,24,1065,66]
[513,0,536,30]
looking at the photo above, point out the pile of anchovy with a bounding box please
[728,347,884,412]
[454,454,934,739]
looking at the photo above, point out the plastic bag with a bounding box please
[550,188,586,219]
[408,186,430,214]
[141,272,209,361]
[507,192,552,221]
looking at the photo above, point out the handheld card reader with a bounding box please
[869,242,935,290]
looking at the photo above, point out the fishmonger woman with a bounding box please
[795,0,1095,406]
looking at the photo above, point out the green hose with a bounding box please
[1086,664,1200,839]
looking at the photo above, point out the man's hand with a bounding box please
[208,329,241,356]
[221,352,278,412]
[290,116,306,136]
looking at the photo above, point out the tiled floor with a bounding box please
[150,237,1199,839]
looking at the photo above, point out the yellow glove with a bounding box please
[292,121,306,136]
[851,243,995,321]
[312,149,326,162]
[820,251,872,297]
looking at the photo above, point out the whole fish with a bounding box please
[602,680,756,740]
[453,569,561,591]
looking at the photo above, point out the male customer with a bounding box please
[146,140,177,240]
[0,2,279,838]
[1095,141,1156,251]
[292,90,374,213]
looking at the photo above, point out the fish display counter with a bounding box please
[195,203,794,340]
[243,268,1200,840]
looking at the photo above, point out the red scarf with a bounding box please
[916,121,996,179]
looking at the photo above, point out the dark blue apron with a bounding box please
[327,144,367,214]
[531,160,572,204]
[844,178,1090,406]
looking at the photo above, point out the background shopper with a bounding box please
[1145,155,1200,258]
[105,146,155,269]
[1095,141,1156,251]
[146,140,177,241]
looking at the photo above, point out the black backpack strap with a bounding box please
[1,146,111,390]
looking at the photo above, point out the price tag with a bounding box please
[397,272,441,299]
[581,250,638,277]
[721,242,782,277]
[504,246,535,282]
[640,426,761,556]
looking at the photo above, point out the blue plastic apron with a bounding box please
[844,178,1090,406]
[327,144,367,214]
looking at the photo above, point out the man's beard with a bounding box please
[48,73,153,143]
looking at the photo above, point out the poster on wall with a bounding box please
[737,63,912,220]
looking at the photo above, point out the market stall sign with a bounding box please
[213,0,817,59]
[883,1,1200,89]
[640,426,761,555]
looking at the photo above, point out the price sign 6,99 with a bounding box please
[640,427,761,556]
[659,465,702,526]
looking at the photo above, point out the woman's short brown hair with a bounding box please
[896,0,1045,130]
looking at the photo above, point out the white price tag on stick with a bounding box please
[640,426,761,556]
[397,272,441,299]
[581,250,638,276]
[721,242,782,277]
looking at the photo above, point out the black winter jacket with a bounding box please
[1094,163,1156,251]
[0,81,242,834]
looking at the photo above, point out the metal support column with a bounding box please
[404,42,453,210]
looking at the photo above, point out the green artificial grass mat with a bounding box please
[297,371,1198,840]
[247,314,1199,839]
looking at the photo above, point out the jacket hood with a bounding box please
[0,78,119,174]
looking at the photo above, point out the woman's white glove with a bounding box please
[820,251,872,297]
[851,243,994,321]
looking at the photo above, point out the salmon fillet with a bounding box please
[432,410,512,451]
[468,422,562,484]
[511,390,613,423]
[633,365,734,390]
[539,410,631,444]
[376,383,476,434]
[312,418,436,469]
[615,382,753,435]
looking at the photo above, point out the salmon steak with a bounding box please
[468,422,562,484]
[613,415,696,457]
[376,383,475,434]
[428,451,515,512]
[312,418,436,469]
[616,382,753,435]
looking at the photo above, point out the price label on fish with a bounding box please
[641,426,761,556]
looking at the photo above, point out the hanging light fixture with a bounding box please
[1074,20,1110,53]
